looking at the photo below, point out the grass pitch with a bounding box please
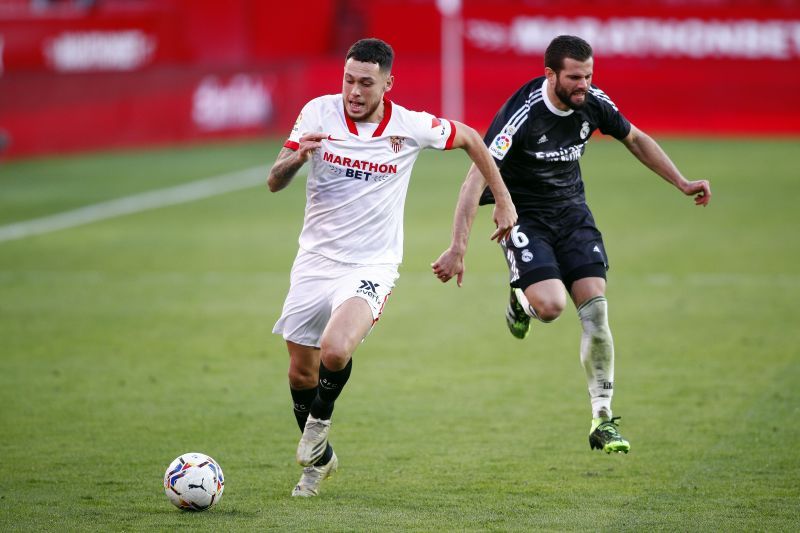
[1,137,798,531]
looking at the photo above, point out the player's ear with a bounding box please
[384,74,394,93]
[545,67,556,82]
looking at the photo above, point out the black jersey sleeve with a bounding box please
[479,80,539,205]
[590,85,631,140]
[482,80,538,168]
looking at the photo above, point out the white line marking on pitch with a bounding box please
[0,165,273,243]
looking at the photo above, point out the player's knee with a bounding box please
[319,339,352,371]
[288,366,317,389]
[534,300,566,322]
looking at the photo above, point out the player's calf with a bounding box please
[506,287,563,339]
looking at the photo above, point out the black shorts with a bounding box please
[500,203,609,291]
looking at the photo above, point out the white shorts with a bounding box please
[272,249,399,348]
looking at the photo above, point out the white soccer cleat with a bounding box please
[291,451,338,497]
[296,414,331,466]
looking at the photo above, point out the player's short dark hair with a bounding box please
[346,38,394,73]
[545,35,593,73]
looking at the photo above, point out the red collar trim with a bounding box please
[344,103,358,135]
[342,98,393,137]
[373,98,392,137]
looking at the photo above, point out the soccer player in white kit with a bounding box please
[267,38,517,497]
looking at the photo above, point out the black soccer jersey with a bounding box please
[479,76,631,214]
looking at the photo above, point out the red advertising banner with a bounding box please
[0,0,798,159]
[366,0,800,135]
[1,67,283,154]
[0,3,187,73]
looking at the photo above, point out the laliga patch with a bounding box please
[489,133,512,160]
[291,112,303,134]
[431,117,441,128]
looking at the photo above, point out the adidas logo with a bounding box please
[537,134,548,144]
[593,245,601,253]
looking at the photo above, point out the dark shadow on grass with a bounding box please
[152,504,262,518]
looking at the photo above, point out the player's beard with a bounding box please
[554,79,587,110]
[346,97,381,122]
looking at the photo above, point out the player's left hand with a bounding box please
[682,179,711,206]
[491,203,517,241]
[431,248,465,287]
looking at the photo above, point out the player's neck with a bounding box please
[357,102,384,124]
[542,78,573,116]
[543,79,569,112]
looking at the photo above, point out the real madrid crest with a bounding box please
[390,136,406,153]
[580,121,590,140]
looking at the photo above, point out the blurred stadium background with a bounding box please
[1,1,799,530]
[1,0,799,158]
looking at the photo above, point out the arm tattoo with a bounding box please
[268,147,304,190]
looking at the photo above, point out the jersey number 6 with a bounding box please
[510,225,529,248]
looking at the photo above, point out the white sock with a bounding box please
[578,296,614,419]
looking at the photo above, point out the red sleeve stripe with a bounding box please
[445,120,457,150]
[284,140,299,150]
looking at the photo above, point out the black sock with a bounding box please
[315,444,333,466]
[291,386,334,466]
[290,386,317,432]
[310,359,353,420]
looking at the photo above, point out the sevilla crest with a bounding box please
[389,136,406,153]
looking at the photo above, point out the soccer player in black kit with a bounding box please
[432,35,711,453]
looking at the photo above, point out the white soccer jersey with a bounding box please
[284,94,456,265]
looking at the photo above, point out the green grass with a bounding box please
[1,137,798,531]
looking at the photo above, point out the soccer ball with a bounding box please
[163,452,225,511]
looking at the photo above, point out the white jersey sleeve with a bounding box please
[401,110,457,151]
[284,98,324,150]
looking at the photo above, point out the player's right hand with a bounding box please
[431,247,465,287]
[491,203,517,241]
[296,132,328,162]
[682,179,712,206]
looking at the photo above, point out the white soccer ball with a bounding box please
[163,452,225,511]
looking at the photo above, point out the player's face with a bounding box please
[342,58,394,123]
[550,57,593,110]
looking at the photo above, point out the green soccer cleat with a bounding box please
[589,416,631,454]
[505,288,531,339]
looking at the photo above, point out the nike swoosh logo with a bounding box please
[327,135,344,141]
